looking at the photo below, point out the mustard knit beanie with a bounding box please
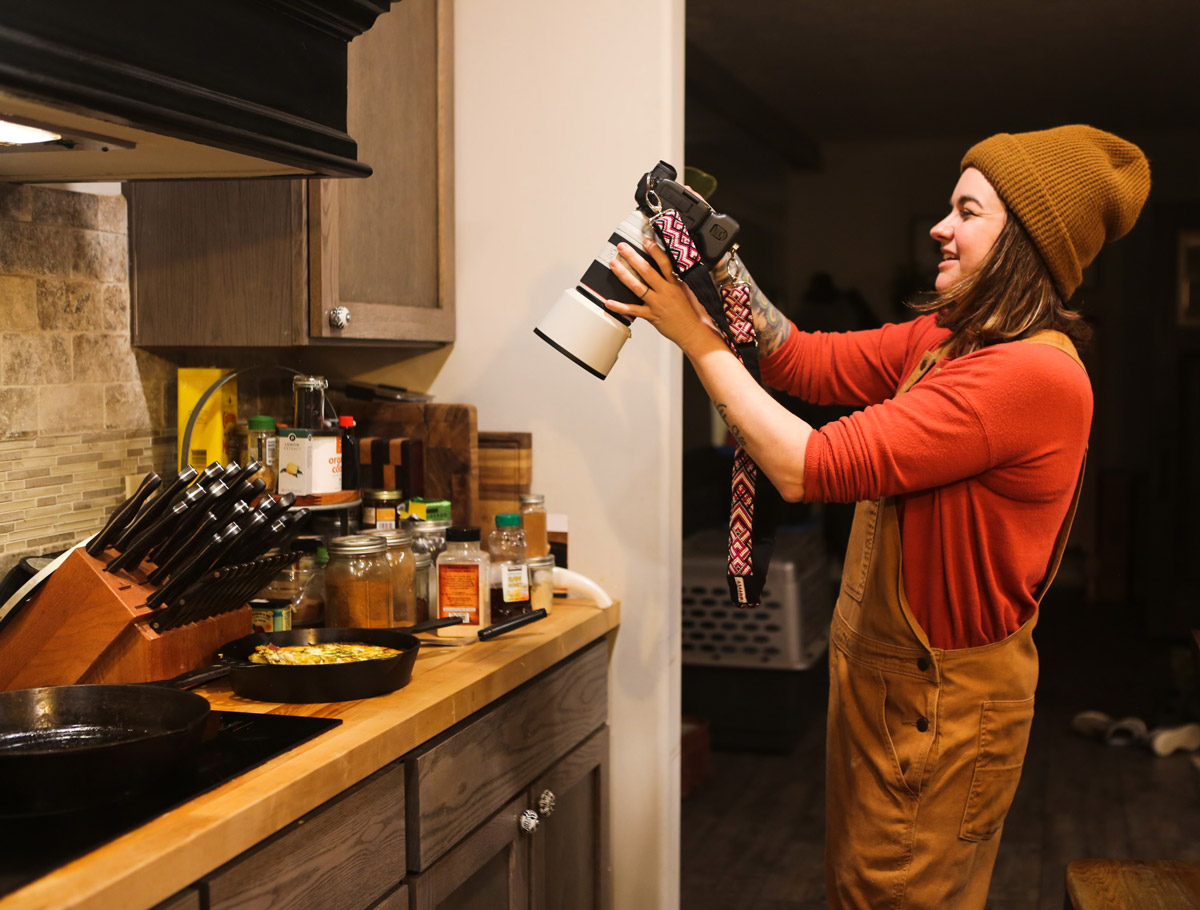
[961,124,1151,300]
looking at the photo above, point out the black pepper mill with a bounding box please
[339,415,359,491]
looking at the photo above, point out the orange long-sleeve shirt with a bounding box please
[760,314,1091,649]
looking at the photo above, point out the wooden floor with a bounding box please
[680,594,1200,909]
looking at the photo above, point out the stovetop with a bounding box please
[0,710,341,899]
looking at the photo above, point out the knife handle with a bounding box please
[148,523,240,609]
[85,471,162,557]
[477,609,549,641]
[148,480,228,565]
[105,500,191,574]
[111,465,198,552]
[147,510,219,586]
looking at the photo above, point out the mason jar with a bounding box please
[324,534,392,628]
[364,528,417,626]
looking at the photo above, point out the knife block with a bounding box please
[0,549,251,690]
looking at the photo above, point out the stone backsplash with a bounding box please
[0,183,176,575]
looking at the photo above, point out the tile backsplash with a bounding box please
[0,183,176,575]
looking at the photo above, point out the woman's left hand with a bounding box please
[606,238,720,354]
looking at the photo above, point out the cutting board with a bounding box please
[478,431,532,533]
[349,402,480,527]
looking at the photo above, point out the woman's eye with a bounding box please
[959,209,976,219]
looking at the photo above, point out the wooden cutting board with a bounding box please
[478,431,532,533]
[349,401,480,527]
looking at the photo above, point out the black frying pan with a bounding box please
[0,682,214,816]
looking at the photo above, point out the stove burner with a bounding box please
[0,711,340,899]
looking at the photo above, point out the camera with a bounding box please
[534,162,740,379]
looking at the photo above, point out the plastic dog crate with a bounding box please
[681,526,832,671]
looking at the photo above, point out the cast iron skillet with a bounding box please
[0,682,213,816]
[188,617,463,704]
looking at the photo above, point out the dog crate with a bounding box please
[681,526,832,671]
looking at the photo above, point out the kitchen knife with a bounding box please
[85,472,162,557]
[105,500,192,574]
[212,478,266,524]
[226,510,270,562]
[110,465,199,552]
[194,461,225,489]
[148,479,229,566]
[148,521,244,610]
[477,608,549,641]
[255,492,295,526]
[214,462,242,489]
[226,459,262,492]
[147,509,220,585]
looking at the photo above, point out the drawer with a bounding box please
[405,638,608,871]
[206,762,406,910]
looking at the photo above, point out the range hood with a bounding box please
[0,0,391,182]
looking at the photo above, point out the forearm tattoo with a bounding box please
[714,402,748,449]
[711,256,792,358]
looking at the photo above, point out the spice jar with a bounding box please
[365,528,417,626]
[258,536,327,627]
[436,526,489,639]
[410,519,451,562]
[527,555,555,616]
[292,375,328,431]
[414,552,433,624]
[246,415,278,493]
[487,513,529,623]
[519,494,549,558]
[324,535,392,628]
[362,489,404,531]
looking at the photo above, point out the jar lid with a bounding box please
[327,534,386,555]
[445,526,481,543]
[365,528,413,548]
[338,415,356,428]
[414,552,431,568]
[526,555,555,568]
[292,375,328,390]
[362,489,405,502]
[495,513,521,528]
[519,493,545,506]
[248,415,276,430]
[410,519,451,534]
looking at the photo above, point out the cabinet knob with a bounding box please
[519,809,540,835]
[538,789,556,817]
[328,306,352,329]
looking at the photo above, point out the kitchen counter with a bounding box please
[1,600,619,910]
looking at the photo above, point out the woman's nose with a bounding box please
[930,215,952,243]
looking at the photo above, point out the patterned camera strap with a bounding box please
[651,209,778,608]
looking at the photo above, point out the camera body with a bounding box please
[534,162,740,379]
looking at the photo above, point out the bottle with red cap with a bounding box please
[339,415,359,491]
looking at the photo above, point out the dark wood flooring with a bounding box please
[680,594,1200,909]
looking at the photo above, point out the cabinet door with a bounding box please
[407,793,530,910]
[529,727,610,910]
[308,0,454,344]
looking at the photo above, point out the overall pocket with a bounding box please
[840,499,881,603]
[959,696,1035,841]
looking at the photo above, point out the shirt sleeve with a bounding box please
[760,315,942,407]
[802,341,1092,504]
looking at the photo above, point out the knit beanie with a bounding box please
[961,125,1151,300]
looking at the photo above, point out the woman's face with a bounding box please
[929,167,1008,292]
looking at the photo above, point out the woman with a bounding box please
[606,125,1150,909]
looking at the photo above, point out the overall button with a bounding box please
[916,716,930,733]
[917,656,931,672]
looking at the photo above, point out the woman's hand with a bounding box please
[605,238,721,354]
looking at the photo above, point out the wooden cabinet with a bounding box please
[127,0,454,349]
[198,640,609,910]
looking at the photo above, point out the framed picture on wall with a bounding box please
[1178,230,1200,326]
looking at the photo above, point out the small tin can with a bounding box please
[251,599,293,633]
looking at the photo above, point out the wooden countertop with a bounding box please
[2,600,620,910]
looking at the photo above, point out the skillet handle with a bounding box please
[404,616,464,635]
[149,664,232,690]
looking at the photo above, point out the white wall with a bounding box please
[373,1,685,905]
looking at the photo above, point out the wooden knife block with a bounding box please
[0,549,251,690]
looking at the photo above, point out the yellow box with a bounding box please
[177,368,238,472]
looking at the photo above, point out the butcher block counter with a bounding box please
[2,600,619,910]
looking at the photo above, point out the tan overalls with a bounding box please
[824,332,1086,910]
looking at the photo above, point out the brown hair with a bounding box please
[909,214,1092,358]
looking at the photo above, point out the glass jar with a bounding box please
[257,536,327,628]
[324,534,392,628]
[413,552,433,624]
[487,513,529,623]
[436,526,489,639]
[246,415,278,494]
[410,519,451,563]
[365,528,417,626]
[292,375,328,431]
[527,555,555,616]
[362,489,404,530]
[519,494,549,558]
